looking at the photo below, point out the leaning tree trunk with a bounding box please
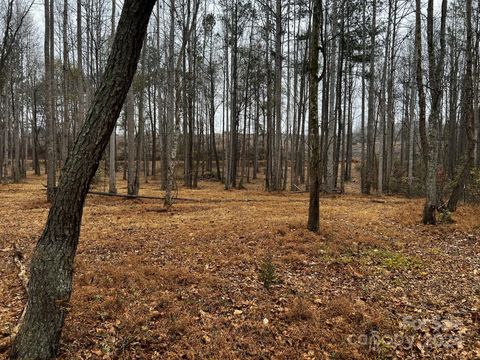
[10,1,156,358]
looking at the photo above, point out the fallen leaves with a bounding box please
[0,175,479,359]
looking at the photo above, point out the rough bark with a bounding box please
[126,87,137,195]
[164,0,198,206]
[10,1,156,358]
[365,0,377,194]
[421,0,447,224]
[447,0,474,212]
[45,0,56,202]
[307,0,323,232]
[108,0,117,194]
[76,0,85,137]
[325,0,338,193]
[272,0,283,190]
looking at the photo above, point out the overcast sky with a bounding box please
[29,0,445,37]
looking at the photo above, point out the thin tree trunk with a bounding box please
[447,0,474,212]
[108,0,117,194]
[365,0,377,194]
[273,0,283,190]
[126,87,137,195]
[45,0,56,201]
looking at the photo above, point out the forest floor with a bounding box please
[0,173,479,359]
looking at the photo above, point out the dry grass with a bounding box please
[0,173,479,359]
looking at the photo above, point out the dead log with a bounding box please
[87,190,199,202]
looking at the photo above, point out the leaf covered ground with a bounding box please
[0,174,479,359]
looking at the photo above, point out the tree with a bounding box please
[108,0,117,194]
[126,87,138,195]
[44,0,56,201]
[307,0,323,232]
[325,0,338,193]
[365,0,377,194]
[447,0,475,211]
[164,0,176,206]
[10,1,157,358]
[272,0,283,190]
[0,1,33,93]
[419,0,447,224]
[164,0,199,206]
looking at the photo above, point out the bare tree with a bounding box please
[307,0,324,232]
[447,0,475,211]
[419,0,447,224]
[45,0,56,201]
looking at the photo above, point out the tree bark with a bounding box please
[10,1,156,358]
[126,87,137,195]
[325,0,338,193]
[365,0,377,194]
[108,0,117,194]
[421,0,447,224]
[45,0,56,201]
[447,0,474,212]
[273,0,283,190]
[307,0,323,232]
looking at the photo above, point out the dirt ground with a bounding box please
[1,173,479,359]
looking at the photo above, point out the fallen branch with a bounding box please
[0,245,28,353]
[291,184,303,192]
[13,244,28,290]
[87,190,200,202]
[39,186,322,204]
[87,191,308,204]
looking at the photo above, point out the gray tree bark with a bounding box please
[108,0,117,194]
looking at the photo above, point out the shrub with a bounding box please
[258,254,277,290]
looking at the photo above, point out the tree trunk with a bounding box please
[365,0,377,194]
[447,0,474,212]
[360,0,367,193]
[10,2,156,358]
[408,60,416,196]
[272,0,283,190]
[307,0,323,232]
[325,0,338,193]
[76,0,85,138]
[45,0,56,201]
[108,0,117,194]
[421,0,447,224]
[135,44,146,189]
[126,87,137,195]
[164,0,176,204]
[32,88,40,176]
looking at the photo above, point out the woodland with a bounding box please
[0,0,479,359]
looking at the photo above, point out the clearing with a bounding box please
[0,174,479,359]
